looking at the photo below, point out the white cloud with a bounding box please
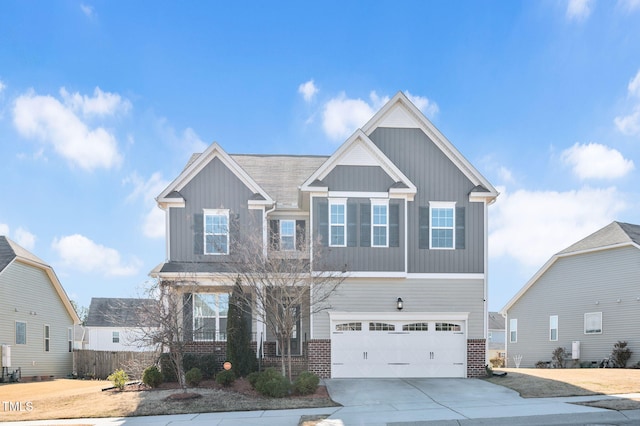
[628,70,640,98]
[0,79,5,94]
[618,0,640,12]
[0,223,9,236]
[13,89,123,171]
[298,80,318,103]
[615,107,640,135]
[14,227,36,250]
[561,142,634,179]
[322,92,376,141]
[489,186,626,268]
[80,4,94,17]
[497,166,515,185]
[60,87,131,117]
[52,234,140,276]
[567,0,594,21]
[124,172,169,239]
[405,90,439,118]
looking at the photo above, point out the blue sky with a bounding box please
[1,0,640,312]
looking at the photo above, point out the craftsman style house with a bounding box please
[502,222,640,368]
[152,92,498,378]
[0,236,79,380]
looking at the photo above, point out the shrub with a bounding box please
[535,361,548,368]
[142,366,164,388]
[216,369,236,387]
[183,353,217,379]
[552,347,567,368]
[612,341,632,368]
[107,369,129,391]
[255,368,290,398]
[185,367,202,387]
[159,353,177,382]
[489,357,504,368]
[292,371,319,395]
[247,371,261,388]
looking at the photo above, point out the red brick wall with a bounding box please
[467,339,486,378]
[308,339,331,378]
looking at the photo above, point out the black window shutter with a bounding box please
[183,293,194,342]
[360,202,371,247]
[193,213,204,255]
[269,219,279,251]
[296,220,305,251]
[317,199,329,246]
[455,206,466,250]
[347,201,358,247]
[419,207,429,249]
[389,203,400,248]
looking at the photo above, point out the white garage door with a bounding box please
[331,318,467,378]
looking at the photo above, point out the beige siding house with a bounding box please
[502,222,640,368]
[0,236,79,380]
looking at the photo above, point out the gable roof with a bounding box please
[300,129,418,199]
[488,311,505,330]
[86,297,159,327]
[0,236,80,323]
[501,221,640,313]
[363,92,498,203]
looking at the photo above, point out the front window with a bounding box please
[510,318,517,343]
[280,220,295,251]
[112,331,120,343]
[430,202,455,249]
[193,293,229,341]
[372,202,388,247]
[68,327,73,352]
[585,312,602,334]
[16,321,26,345]
[44,325,50,352]
[550,315,558,341]
[329,201,346,247]
[204,209,229,255]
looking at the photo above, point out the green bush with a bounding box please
[159,354,177,382]
[107,369,129,391]
[612,341,632,368]
[142,366,164,388]
[247,371,261,388]
[183,353,217,379]
[185,367,203,387]
[216,369,236,387]
[292,371,319,395]
[254,368,290,398]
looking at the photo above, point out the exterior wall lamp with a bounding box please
[397,297,404,310]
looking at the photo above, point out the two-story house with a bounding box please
[152,92,498,378]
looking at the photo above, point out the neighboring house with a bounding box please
[487,311,505,363]
[152,92,498,378]
[84,298,158,352]
[0,236,79,379]
[502,221,640,368]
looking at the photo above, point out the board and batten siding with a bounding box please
[0,261,74,377]
[312,278,485,339]
[369,127,485,274]
[506,245,640,367]
[322,165,395,192]
[169,157,262,263]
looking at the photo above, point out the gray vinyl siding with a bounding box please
[169,157,262,263]
[0,261,74,377]
[312,278,485,339]
[369,127,484,274]
[506,246,640,367]
[322,165,395,192]
[312,197,405,272]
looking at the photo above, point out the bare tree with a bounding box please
[223,223,345,381]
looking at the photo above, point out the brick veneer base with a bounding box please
[307,339,331,378]
[467,339,486,378]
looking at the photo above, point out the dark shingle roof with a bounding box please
[86,298,158,327]
[0,236,48,273]
[488,311,505,330]
[558,221,640,255]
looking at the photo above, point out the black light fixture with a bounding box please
[396,297,404,310]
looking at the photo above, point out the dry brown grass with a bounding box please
[0,378,337,421]
[484,368,640,410]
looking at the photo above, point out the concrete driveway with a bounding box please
[323,378,633,425]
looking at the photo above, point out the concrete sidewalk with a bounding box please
[2,378,640,425]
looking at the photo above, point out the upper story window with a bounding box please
[371,200,388,247]
[550,315,558,341]
[280,220,295,251]
[430,202,455,249]
[329,200,346,247]
[204,209,229,255]
[509,318,517,343]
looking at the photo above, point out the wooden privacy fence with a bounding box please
[74,350,158,380]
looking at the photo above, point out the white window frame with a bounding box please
[429,201,456,249]
[68,327,73,352]
[280,220,296,251]
[549,315,558,341]
[371,199,389,248]
[509,318,517,343]
[44,324,50,352]
[16,321,26,345]
[112,331,120,343]
[329,199,346,247]
[193,293,229,342]
[584,312,602,334]
[204,209,229,255]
